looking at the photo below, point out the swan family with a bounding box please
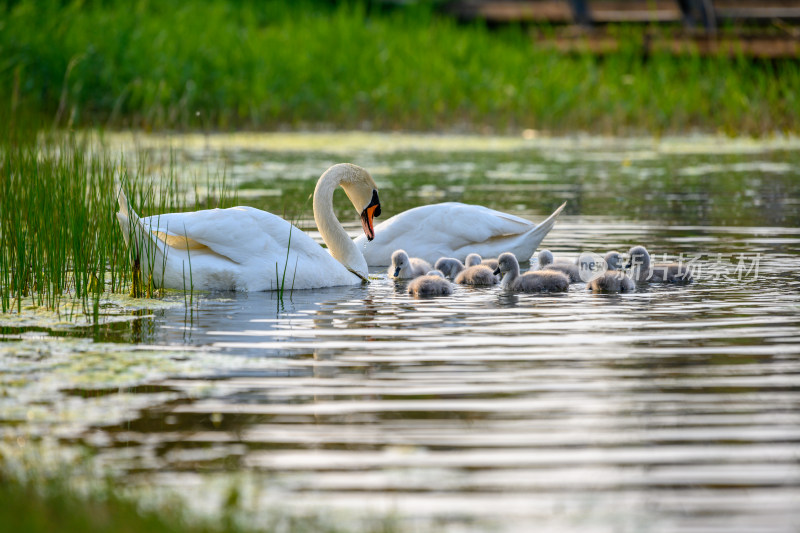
[116,163,693,296]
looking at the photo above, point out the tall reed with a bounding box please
[0,127,238,319]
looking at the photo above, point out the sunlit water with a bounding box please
[2,133,800,532]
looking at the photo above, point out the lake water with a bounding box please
[2,133,800,532]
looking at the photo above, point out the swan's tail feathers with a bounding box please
[115,189,170,287]
[116,212,131,246]
[517,202,567,261]
[116,187,143,222]
[117,188,129,217]
[116,188,142,249]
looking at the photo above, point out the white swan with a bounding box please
[353,202,567,266]
[116,164,381,291]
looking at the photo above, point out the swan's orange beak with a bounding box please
[361,190,381,242]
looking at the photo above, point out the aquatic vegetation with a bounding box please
[0,477,221,533]
[0,130,238,319]
[1,1,798,134]
[0,469,398,533]
[0,432,401,533]
[0,292,184,330]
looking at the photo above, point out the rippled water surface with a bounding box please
[3,133,800,532]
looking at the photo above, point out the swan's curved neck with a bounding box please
[501,263,520,289]
[313,169,368,279]
[631,252,650,280]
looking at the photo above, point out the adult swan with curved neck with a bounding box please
[353,201,566,266]
[116,164,381,291]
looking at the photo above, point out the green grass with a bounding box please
[0,123,238,317]
[1,0,798,135]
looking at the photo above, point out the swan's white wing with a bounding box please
[137,206,358,290]
[142,207,318,265]
[355,202,566,266]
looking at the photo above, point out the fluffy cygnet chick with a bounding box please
[458,253,500,285]
[537,249,581,283]
[434,257,465,279]
[408,270,453,297]
[482,258,499,270]
[390,249,432,279]
[495,252,570,293]
[538,249,572,265]
[626,245,693,283]
[455,264,498,286]
[604,251,623,271]
[464,253,483,267]
[575,252,598,271]
[587,271,635,292]
[464,253,500,270]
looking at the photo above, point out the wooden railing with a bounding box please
[444,1,800,30]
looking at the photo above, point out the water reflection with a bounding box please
[63,222,795,529]
[3,135,800,531]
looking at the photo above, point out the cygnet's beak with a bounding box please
[393,266,401,278]
[360,190,381,242]
[493,267,501,276]
[624,260,632,269]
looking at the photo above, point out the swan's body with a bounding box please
[116,164,381,291]
[389,250,432,279]
[588,271,635,292]
[354,202,566,266]
[538,250,581,283]
[408,270,453,297]
[627,245,693,283]
[434,257,465,279]
[495,252,569,293]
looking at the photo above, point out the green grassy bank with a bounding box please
[1,0,798,135]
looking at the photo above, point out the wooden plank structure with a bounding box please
[441,1,800,57]
[535,27,800,57]
[445,1,800,25]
